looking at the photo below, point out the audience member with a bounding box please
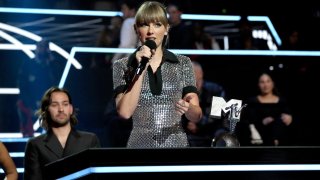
[24,87,101,180]
[190,22,220,61]
[231,17,269,50]
[167,2,193,49]
[111,0,140,63]
[192,22,220,50]
[112,1,202,148]
[243,72,293,146]
[183,61,227,147]
[17,39,57,137]
[0,141,18,180]
[280,28,304,50]
[92,15,123,67]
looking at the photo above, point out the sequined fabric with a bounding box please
[113,53,196,148]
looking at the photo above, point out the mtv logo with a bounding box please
[210,96,243,120]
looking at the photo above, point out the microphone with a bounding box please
[136,40,157,75]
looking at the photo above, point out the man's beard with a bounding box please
[51,119,69,128]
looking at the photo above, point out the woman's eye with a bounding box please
[139,23,148,27]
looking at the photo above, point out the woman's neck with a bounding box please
[257,93,279,103]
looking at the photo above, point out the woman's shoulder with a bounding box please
[165,49,190,63]
[114,57,129,63]
[176,54,191,61]
[175,54,192,67]
[113,57,129,67]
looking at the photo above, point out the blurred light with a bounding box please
[181,14,241,21]
[58,47,135,87]
[56,47,320,89]
[0,30,35,58]
[9,152,25,157]
[167,49,320,56]
[223,36,229,50]
[0,7,121,17]
[0,133,41,140]
[0,168,24,174]
[70,47,320,56]
[0,22,82,69]
[252,29,278,50]
[33,118,41,131]
[0,88,20,94]
[49,42,82,69]
[222,9,227,14]
[58,164,320,179]
[0,7,279,46]
[269,66,274,71]
[0,22,41,41]
[0,44,35,50]
[247,16,282,46]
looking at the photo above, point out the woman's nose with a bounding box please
[148,25,154,33]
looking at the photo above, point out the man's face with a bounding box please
[48,92,73,127]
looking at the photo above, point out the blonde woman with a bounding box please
[113,1,202,148]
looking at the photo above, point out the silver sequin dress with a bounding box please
[113,50,197,148]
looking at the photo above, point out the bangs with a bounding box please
[135,2,168,26]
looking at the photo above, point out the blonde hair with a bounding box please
[135,1,169,28]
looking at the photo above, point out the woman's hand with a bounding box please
[175,99,189,116]
[262,116,274,125]
[135,45,154,63]
[281,113,292,126]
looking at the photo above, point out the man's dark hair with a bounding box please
[36,87,78,130]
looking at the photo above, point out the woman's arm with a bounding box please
[115,64,146,119]
[114,44,154,119]
[0,142,18,180]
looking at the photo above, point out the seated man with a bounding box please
[24,87,100,180]
[184,61,227,147]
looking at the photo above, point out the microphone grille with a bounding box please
[144,40,157,50]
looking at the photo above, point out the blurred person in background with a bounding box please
[167,2,193,49]
[280,28,304,50]
[190,21,220,61]
[183,61,227,147]
[111,0,140,63]
[92,15,123,68]
[243,72,293,146]
[17,39,57,137]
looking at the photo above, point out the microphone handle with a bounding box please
[136,57,149,75]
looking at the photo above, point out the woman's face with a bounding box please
[136,21,169,49]
[258,74,274,95]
